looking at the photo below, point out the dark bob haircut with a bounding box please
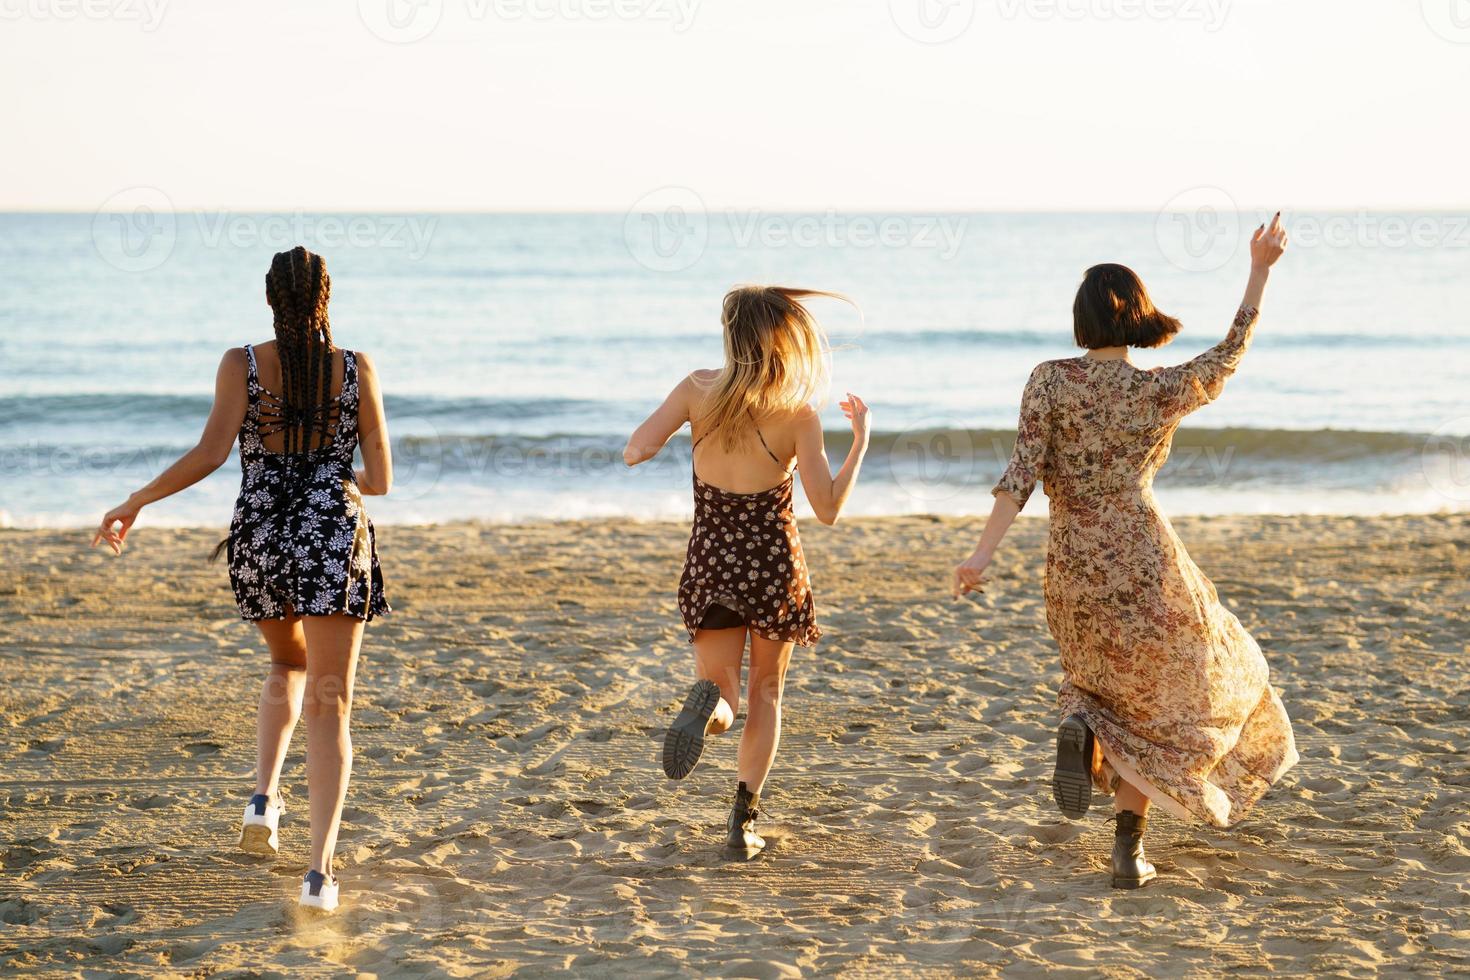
[1072,263,1182,349]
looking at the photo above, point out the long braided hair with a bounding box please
[210,247,337,563]
[265,246,337,454]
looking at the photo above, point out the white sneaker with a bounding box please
[239,794,283,855]
[299,870,340,913]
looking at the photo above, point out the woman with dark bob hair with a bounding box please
[952,214,1298,888]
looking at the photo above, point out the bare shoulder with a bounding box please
[354,349,378,374]
[218,346,248,373]
[792,402,822,426]
[772,403,822,443]
[682,369,719,416]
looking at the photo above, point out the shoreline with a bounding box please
[5,499,1469,534]
[3,513,1468,974]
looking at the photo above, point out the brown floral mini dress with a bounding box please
[677,420,821,647]
[994,305,1297,828]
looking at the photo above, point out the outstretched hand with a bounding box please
[953,551,990,599]
[1250,211,1288,269]
[839,392,870,444]
[92,500,140,555]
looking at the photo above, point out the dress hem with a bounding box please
[238,603,391,624]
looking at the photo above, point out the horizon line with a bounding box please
[6,205,1470,215]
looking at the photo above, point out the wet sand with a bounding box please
[2,513,1468,976]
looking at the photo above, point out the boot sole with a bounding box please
[1111,870,1157,889]
[662,679,721,780]
[1052,715,1093,820]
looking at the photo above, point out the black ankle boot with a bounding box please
[1110,810,1157,889]
[726,782,765,856]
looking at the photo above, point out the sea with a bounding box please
[2,209,1467,528]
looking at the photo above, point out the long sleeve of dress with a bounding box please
[1158,305,1260,419]
[992,363,1053,509]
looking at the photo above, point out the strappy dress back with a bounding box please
[677,412,820,646]
[226,344,389,621]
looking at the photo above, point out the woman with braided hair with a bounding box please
[93,246,391,913]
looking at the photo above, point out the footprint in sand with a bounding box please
[25,737,66,757]
[1,898,42,926]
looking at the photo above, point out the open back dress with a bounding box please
[226,344,389,622]
[677,417,821,647]
[994,306,1297,827]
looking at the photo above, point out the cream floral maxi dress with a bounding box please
[994,306,1298,828]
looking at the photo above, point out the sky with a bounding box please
[2,0,1467,211]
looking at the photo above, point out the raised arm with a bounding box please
[1242,211,1287,311]
[794,393,869,526]
[624,374,696,467]
[954,363,1052,598]
[92,348,248,554]
[353,352,392,495]
[1161,212,1289,415]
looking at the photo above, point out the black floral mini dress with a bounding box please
[226,344,390,622]
[676,421,820,647]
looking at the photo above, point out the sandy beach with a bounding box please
[2,513,1467,976]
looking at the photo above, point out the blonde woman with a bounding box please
[954,215,1297,888]
[625,286,869,856]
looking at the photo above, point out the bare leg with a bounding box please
[1115,779,1152,816]
[252,617,306,802]
[692,626,744,735]
[300,614,364,876]
[739,634,793,794]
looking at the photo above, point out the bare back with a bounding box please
[690,393,800,495]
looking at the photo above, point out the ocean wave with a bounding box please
[507,328,1470,351]
[0,392,603,429]
[387,426,1436,460]
[7,427,1441,491]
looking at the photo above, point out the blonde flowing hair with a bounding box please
[696,285,848,451]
